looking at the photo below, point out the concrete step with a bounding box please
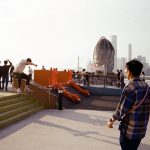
[0,94,44,129]
[0,105,44,129]
[0,94,19,101]
[0,100,33,113]
[0,96,27,107]
[0,103,40,120]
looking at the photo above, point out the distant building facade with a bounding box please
[128,44,132,61]
[110,35,117,72]
[117,57,127,71]
[136,55,150,75]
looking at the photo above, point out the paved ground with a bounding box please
[0,109,150,150]
[0,86,150,150]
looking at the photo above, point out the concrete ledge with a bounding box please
[82,86,122,96]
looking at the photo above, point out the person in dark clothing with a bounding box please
[1,59,12,91]
[0,61,3,89]
[117,70,120,87]
[141,71,145,81]
[10,65,15,84]
[120,70,125,88]
[85,72,90,86]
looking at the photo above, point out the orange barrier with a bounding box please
[34,70,50,86]
[34,68,72,86]
[57,71,68,84]
[49,68,58,85]
[68,80,90,96]
[34,69,82,102]
[68,70,72,81]
[52,83,80,102]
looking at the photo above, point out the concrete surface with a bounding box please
[0,109,149,150]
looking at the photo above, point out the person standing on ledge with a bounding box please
[107,59,150,150]
[14,58,37,94]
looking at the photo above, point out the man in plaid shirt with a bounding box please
[107,59,150,150]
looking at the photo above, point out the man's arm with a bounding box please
[26,62,37,67]
[7,59,12,67]
[107,87,135,127]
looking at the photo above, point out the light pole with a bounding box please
[78,56,79,71]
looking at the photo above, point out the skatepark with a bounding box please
[0,69,150,150]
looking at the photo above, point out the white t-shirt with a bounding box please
[29,68,33,75]
[14,60,26,73]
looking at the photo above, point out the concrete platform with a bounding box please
[0,91,15,98]
[0,109,149,150]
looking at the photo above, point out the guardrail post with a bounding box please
[48,87,52,106]
[58,89,63,110]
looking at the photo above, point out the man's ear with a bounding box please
[128,70,133,79]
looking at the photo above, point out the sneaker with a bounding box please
[17,88,22,94]
[25,87,31,92]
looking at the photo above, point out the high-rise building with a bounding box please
[128,44,132,61]
[117,57,127,70]
[110,35,117,71]
[137,55,146,64]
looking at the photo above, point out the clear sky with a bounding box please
[0,0,150,70]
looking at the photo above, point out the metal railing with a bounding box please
[74,74,118,87]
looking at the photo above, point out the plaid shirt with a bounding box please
[113,77,150,140]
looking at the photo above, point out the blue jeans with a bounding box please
[2,75,9,90]
[119,132,141,150]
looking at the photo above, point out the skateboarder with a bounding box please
[13,58,37,94]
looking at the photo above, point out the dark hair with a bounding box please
[4,60,8,65]
[26,58,32,62]
[126,59,143,77]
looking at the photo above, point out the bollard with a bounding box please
[58,89,63,110]
[48,87,52,106]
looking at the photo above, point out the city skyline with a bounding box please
[0,0,150,70]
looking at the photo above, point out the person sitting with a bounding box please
[13,58,37,94]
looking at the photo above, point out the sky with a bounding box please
[0,0,150,70]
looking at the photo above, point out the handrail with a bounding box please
[30,81,57,97]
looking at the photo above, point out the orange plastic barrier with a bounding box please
[49,68,58,85]
[34,68,73,86]
[57,71,68,84]
[68,70,72,81]
[52,83,80,102]
[34,70,50,86]
[68,80,90,96]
